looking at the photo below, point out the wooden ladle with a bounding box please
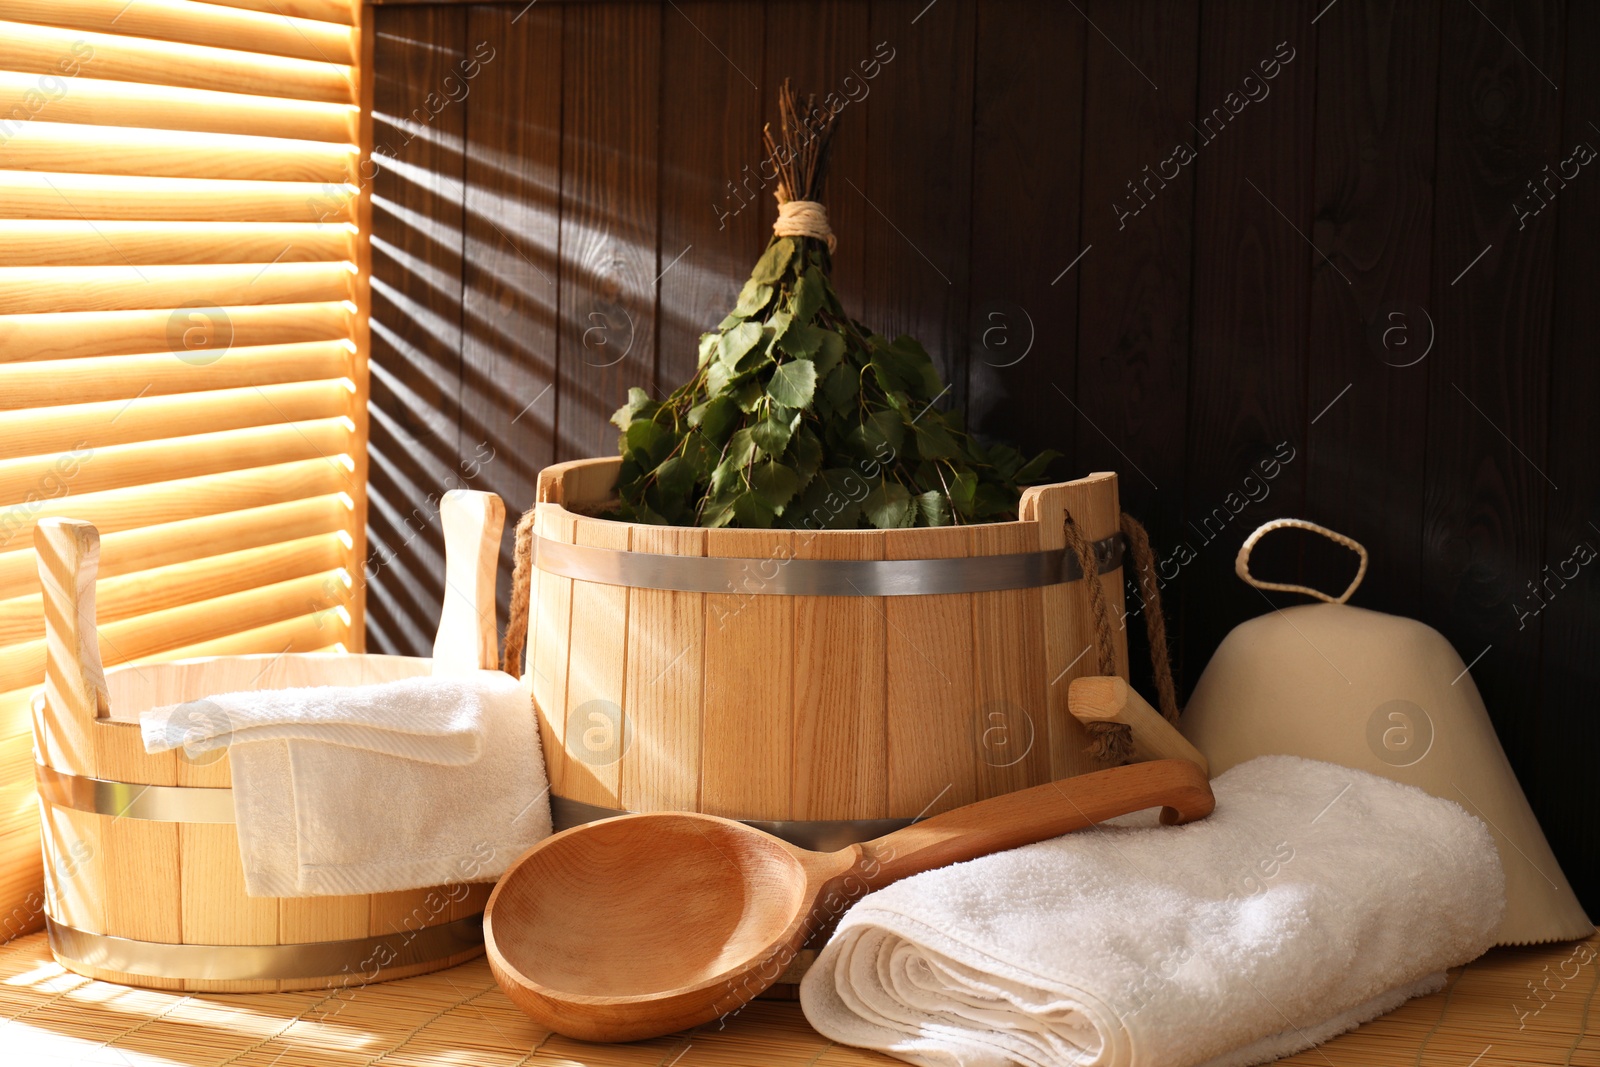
[484,758,1213,1043]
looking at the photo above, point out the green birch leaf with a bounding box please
[701,495,738,528]
[862,480,913,530]
[1013,448,1060,485]
[696,332,721,367]
[915,489,951,527]
[678,430,717,478]
[732,491,777,528]
[735,345,774,376]
[709,427,756,493]
[751,410,794,455]
[807,331,847,379]
[912,418,961,461]
[883,389,914,420]
[644,485,689,525]
[751,237,795,285]
[986,442,1025,480]
[733,281,774,318]
[750,458,801,512]
[777,322,825,359]
[610,387,656,431]
[765,311,794,352]
[624,419,672,465]
[732,377,766,413]
[821,362,859,414]
[690,394,741,445]
[767,359,818,410]
[719,321,763,367]
[861,408,906,455]
[950,470,978,517]
[784,468,863,530]
[791,266,826,324]
[615,452,647,490]
[788,423,824,482]
[870,350,924,395]
[653,455,697,498]
[706,357,733,395]
[619,495,670,526]
[974,482,1016,518]
[887,333,931,360]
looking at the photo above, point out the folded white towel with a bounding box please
[800,755,1504,1067]
[142,672,552,898]
[140,674,489,765]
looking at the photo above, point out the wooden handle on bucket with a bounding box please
[856,759,1213,890]
[1069,676,1210,777]
[34,518,108,774]
[432,489,506,674]
[1018,471,1128,780]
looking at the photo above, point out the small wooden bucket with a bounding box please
[30,490,507,992]
[522,458,1130,840]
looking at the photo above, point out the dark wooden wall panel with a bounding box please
[1303,0,1439,620]
[366,6,468,655]
[967,0,1085,467]
[861,0,975,400]
[1183,3,1316,676]
[1424,0,1563,775]
[366,0,1600,915]
[657,3,767,391]
[1071,0,1195,686]
[556,3,662,462]
[1542,0,1600,915]
[460,3,563,625]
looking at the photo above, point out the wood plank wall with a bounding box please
[365,0,1598,914]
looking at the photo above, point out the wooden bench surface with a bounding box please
[0,930,1594,1065]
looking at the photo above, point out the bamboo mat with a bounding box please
[0,930,1593,1066]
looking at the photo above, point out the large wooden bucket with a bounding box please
[30,491,506,991]
[524,458,1130,840]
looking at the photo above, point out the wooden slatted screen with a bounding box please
[0,0,371,939]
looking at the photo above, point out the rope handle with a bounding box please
[1061,510,1178,766]
[1234,518,1368,604]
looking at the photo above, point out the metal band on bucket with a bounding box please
[46,915,483,983]
[551,795,916,853]
[36,764,234,823]
[533,531,1124,596]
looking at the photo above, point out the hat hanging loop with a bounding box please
[1235,518,1369,604]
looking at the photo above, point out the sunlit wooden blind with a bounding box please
[0,0,370,936]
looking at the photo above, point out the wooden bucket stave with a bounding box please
[31,490,505,992]
[526,458,1130,835]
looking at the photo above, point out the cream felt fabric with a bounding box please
[1182,600,1591,945]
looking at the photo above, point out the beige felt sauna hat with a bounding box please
[1181,519,1592,946]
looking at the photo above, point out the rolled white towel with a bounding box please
[800,755,1504,1067]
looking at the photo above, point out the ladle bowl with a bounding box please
[485,758,1214,1042]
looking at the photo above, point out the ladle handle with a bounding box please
[857,758,1214,890]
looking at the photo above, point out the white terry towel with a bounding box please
[142,672,552,898]
[800,755,1505,1067]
